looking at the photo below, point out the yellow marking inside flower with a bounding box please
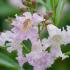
[22,19,32,32]
[52,35,62,43]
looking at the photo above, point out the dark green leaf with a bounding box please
[23,62,33,70]
[22,39,32,55]
[65,52,70,56]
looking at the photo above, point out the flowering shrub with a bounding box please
[0,0,70,70]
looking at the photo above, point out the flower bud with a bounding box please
[31,0,36,5]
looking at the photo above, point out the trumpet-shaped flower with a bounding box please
[47,24,64,44]
[12,12,44,32]
[11,12,44,43]
[26,50,54,70]
[26,41,55,70]
[59,26,70,45]
[42,24,69,59]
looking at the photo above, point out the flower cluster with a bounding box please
[0,12,70,70]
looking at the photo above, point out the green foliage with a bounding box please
[23,62,33,70]
[0,0,21,31]
[47,58,70,70]
[55,0,64,26]
[0,4,20,19]
[36,0,64,25]
[0,52,21,70]
[22,39,32,55]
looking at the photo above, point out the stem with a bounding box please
[38,24,41,40]
[20,66,24,70]
[52,0,57,24]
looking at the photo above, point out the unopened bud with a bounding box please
[48,11,53,17]
[31,0,36,5]
[45,20,52,25]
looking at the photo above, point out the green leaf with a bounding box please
[61,44,70,53]
[36,0,46,6]
[46,47,51,53]
[59,8,70,28]
[55,0,64,25]
[0,4,20,19]
[37,0,52,11]
[50,0,58,10]
[23,62,33,70]
[45,0,52,11]
[0,52,19,68]
[65,52,70,56]
[47,58,70,70]
[22,39,32,55]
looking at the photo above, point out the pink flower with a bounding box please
[16,48,27,67]
[7,37,27,66]
[26,51,54,70]
[12,12,44,32]
[11,12,44,43]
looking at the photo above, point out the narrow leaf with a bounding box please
[55,0,64,25]
[0,52,18,68]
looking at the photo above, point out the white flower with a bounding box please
[47,24,63,44]
[50,44,68,60]
[47,24,70,46]
[66,25,70,43]
[61,26,70,45]
[7,39,22,53]
[42,39,68,60]
[42,24,69,59]
[0,31,15,46]
[42,38,51,50]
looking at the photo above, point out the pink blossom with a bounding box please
[26,51,54,70]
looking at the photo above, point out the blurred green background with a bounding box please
[0,0,70,70]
